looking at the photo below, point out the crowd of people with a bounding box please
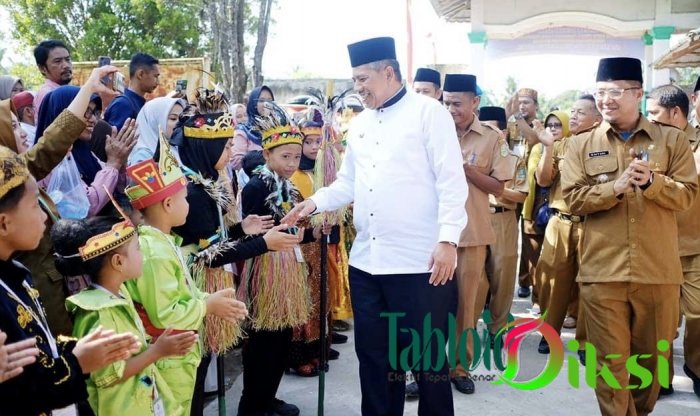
[0,33,699,416]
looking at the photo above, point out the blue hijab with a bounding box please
[35,86,102,185]
[235,85,274,147]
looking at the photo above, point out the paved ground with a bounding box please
[205,294,700,416]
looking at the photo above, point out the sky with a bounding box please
[261,0,605,98]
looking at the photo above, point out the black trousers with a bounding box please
[349,266,457,416]
[237,327,293,415]
[190,352,212,416]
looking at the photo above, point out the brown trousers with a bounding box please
[581,282,679,416]
[534,215,586,342]
[519,219,543,304]
[669,254,700,381]
[480,210,518,334]
[452,245,487,378]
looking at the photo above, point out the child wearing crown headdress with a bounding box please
[54,199,198,415]
[122,133,248,412]
[0,145,143,415]
[236,103,320,416]
[169,110,301,415]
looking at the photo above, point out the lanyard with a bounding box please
[0,279,59,358]
[151,228,197,294]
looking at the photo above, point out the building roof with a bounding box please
[654,29,700,69]
[429,0,471,23]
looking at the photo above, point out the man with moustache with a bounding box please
[561,57,698,415]
[646,83,700,397]
[282,37,467,416]
[533,95,601,359]
[442,74,512,396]
[33,39,73,115]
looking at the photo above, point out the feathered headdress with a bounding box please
[253,101,303,150]
[297,87,359,226]
[194,85,230,113]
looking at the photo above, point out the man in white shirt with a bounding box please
[283,36,468,416]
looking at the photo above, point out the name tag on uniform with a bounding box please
[153,384,165,416]
[588,150,609,158]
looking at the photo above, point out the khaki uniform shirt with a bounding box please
[676,123,700,257]
[490,145,528,210]
[459,117,514,246]
[547,136,576,213]
[561,117,698,284]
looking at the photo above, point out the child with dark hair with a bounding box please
[0,146,141,415]
[237,104,322,416]
[124,133,248,412]
[54,212,197,415]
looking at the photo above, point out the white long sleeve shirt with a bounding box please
[310,88,468,275]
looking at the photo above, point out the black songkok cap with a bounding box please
[694,76,700,92]
[443,74,477,94]
[479,106,507,129]
[347,37,396,68]
[596,57,643,83]
[414,68,441,87]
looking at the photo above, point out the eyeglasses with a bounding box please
[84,108,100,119]
[545,122,562,129]
[593,87,641,100]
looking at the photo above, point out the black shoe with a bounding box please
[270,399,299,416]
[332,320,351,332]
[658,384,674,397]
[331,332,348,344]
[517,286,531,298]
[578,350,586,367]
[684,364,700,398]
[405,381,419,399]
[328,348,340,360]
[451,376,475,394]
[538,337,550,354]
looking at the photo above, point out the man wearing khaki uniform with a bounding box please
[647,83,700,397]
[442,75,513,395]
[478,106,527,338]
[534,98,602,358]
[562,57,698,416]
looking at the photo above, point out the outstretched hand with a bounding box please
[280,199,317,225]
[242,214,275,235]
[0,332,39,383]
[73,327,141,374]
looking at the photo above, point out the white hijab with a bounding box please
[128,97,186,166]
[0,76,21,100]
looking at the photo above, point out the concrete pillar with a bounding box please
[468,31,487,81]
[651,25,675,87]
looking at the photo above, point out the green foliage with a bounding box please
[8,62,44,90]
[537,89,582,118]
[0,0,206,60]
[674,67,700,90]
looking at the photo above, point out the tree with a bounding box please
[203,0,276,102]
[0,0,205,60]
[251,0,273,87]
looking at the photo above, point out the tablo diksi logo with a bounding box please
[382,312,671,391]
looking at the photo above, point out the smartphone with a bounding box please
[176,79,188,92]
[113,72,126,94]
[98,56,112,86]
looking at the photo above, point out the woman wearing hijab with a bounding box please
[35,85,136,218]
[0,76,24,100]
[230,85,274,170]
[128,96,187,166]
[0,66,123,336]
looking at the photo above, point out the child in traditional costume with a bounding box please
[170,110,301,415]
[55,206,198,415]
[0,146,140,415]
[123,133,248,412]
[237,103,319,416]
